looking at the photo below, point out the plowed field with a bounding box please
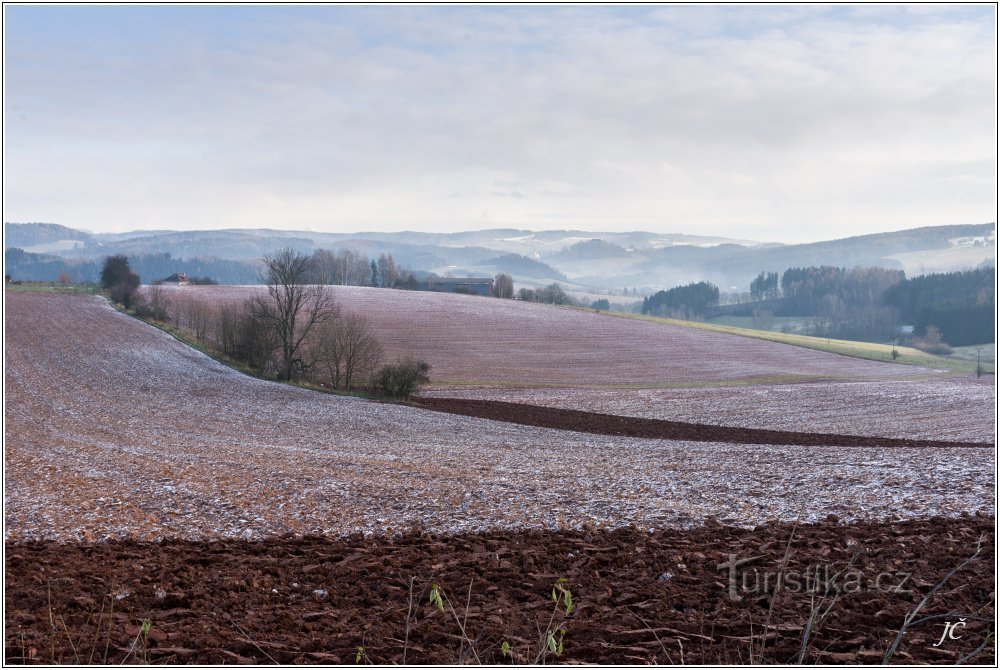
[5,292,993,542]
[420,378,996,443]
[4,290,995,665]
[154,285,933,386]
[5,517,994,665]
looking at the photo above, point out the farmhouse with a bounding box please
[425,276,494,296]
[160,272,189,286]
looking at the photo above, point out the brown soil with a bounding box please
[5,516,994,665]
[413,396,994,448]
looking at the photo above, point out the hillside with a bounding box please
[157,284,930,387]
[4,221,995,291]
[7,290,992,544]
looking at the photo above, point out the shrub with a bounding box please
[377,359,431,399]
[108,280,140,308]
[101,255,141,307]
[910,325,953,355]
[133,302,168,320]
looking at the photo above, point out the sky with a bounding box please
[3,4,997,243]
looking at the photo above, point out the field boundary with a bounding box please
[413,396,994,448]
[576,306,992,374]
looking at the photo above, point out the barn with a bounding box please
[425,277,494,296]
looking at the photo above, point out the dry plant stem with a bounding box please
[57,614,81,664]
[86,595,104,665]
[626,606,675,665]
[103,587,116,664]
[120,627,144,665]
[461,577,474,664]
[534,596,565,665]
[437,585,482,664]
[755,522,798,664]
[882,533,986,664]
[402,576,416,666]
[215,608,279,665]
[795,551,861,663]
[956,632,995,664]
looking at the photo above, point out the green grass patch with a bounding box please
[949,344,996,367]
[706,315,806,330]
[581,307,989,375]
[4,281,101,295]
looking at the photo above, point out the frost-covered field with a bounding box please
[156,285,932,386]
[4,292,994,542]
[421,380,996,443]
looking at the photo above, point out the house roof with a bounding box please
[428,277,493,284]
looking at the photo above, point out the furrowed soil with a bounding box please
[5,517,994,665]
[155,285,932,386]
[412,397,993,449]
[8,291,993,539]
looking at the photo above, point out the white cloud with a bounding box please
[3,5,996,241]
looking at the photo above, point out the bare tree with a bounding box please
[494,273,514,299]
[251,248,337,381]
[214,299,280,375]
[310,249,336,284]
[314,311,383,392]
[181,296,213,343]
[376,253,399,288]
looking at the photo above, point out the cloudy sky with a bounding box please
[3,5,996,242]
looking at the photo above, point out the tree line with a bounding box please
[640,282,720,319]
[107,251,432,399]
[742,265,994,347]
[882,267,994,347]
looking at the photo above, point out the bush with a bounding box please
[108,280,140,308]
[377,359,430,399]
[101,255,141,307]
[133,302,168,321]
[910,325,953,355]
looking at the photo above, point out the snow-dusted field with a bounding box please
[421,380,996,443]
[4,292,995,542]
[156,285,933,386]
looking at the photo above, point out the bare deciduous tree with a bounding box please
[494,273,514,299]
[181,296,213,343]
[215,299,279,374]
[314,311,383,392]
[251,248,336,381]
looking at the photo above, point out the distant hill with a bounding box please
[3,222,95,253]
[3,221,994,291]
[3,248,262,285]
[551,239,630,260]
[627,223,997,290]
[478,254,567,281]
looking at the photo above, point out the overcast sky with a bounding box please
[3,5,996,242]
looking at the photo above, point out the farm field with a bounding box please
[155,285,936,387]
[6,291,993,543]
[6,517,994,665]
[5,289,996,664]
[420,377,995,443]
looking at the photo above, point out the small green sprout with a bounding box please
[429,584,445,612]
[546,629,565,655]
[551,578,573,614]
